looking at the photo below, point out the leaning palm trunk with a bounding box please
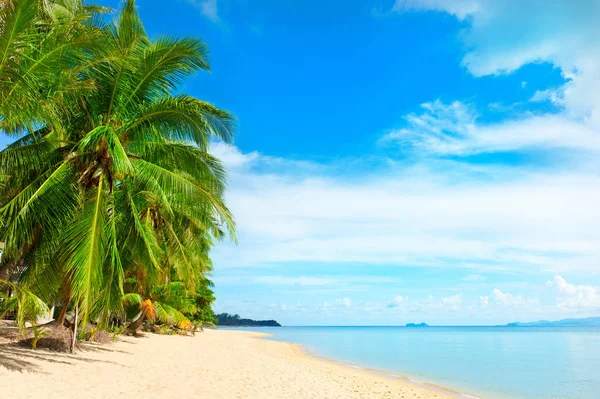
[127,310,146,334]
[126,299,155,334]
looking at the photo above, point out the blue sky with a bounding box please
[4,0,600,325]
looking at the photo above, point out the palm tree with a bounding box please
[0,0,235,335]
[119,197,221,333]
[0,0,103,331]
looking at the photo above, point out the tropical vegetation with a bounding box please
[0,0,235,349]
[215,313,281,327]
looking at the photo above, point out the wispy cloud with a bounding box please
[393,0,480,20]
[188,0,219,22]
[392,0,600,125]
[387,295,407,308]
[211,142,600,274]
[492,289,525,307]
[380,100,600,156]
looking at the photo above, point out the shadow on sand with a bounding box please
[0,341,132,373]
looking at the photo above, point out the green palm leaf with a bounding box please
[1,0,235,339]
[62,174,108,325]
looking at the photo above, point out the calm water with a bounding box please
[223,326,600,399]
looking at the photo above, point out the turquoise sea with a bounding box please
[224,326,600,399]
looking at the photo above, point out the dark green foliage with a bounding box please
[0,0,234,339]
[187,279,217,327]
[215,313,281,327]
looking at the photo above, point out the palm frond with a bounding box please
[127,95,235,148]
[132,158,235,238]
[0,280,50,332]
[62,174,108,326]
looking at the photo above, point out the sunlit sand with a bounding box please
[1,329,453,399]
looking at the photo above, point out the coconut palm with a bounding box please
[0,0,103,330]
[118,192,221,333]
[0,0,235,333]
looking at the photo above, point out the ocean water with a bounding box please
[224,326,600,399]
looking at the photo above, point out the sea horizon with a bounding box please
[256,324,576,327]
[223,325,600,399]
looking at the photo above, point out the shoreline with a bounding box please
[215,329,462,399]
[2,328,460,398]
[250,331,480,399]
[294,342,479,399]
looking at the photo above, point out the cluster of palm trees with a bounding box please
[0,0,234,340]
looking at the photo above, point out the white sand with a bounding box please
[1,329,455,398]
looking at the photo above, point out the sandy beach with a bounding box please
[1,329,454,399]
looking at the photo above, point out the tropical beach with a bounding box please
[2,328,452,399]
[2,0,600,398]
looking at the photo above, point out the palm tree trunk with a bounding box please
[70,305,78,353]
[0,259,17,281]
[127,309,146,334]
[56,298,69,327]
[55,280,72,326]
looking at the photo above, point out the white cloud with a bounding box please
[492,288,524,306]
[393,0,480,20]
[388,295,407,308]
[530,88,562,104]
[211,145,600,273]
[479,296,489,307]
[209,0,600,273]
[546,275,600,310]
[211,142,259,170]
[392,0,600,125]
[200,0,219,21]
[218,276,599,324]
[381,100,600,156]
[188,0,219,22]
[442,294,463,310]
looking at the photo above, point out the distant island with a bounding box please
[504,316,600,327]
[405,322,429,328]
[215,313,282,327]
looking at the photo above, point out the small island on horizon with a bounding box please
[503,316,600,327]
[215,313,282,327]
[405,323,429,328]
